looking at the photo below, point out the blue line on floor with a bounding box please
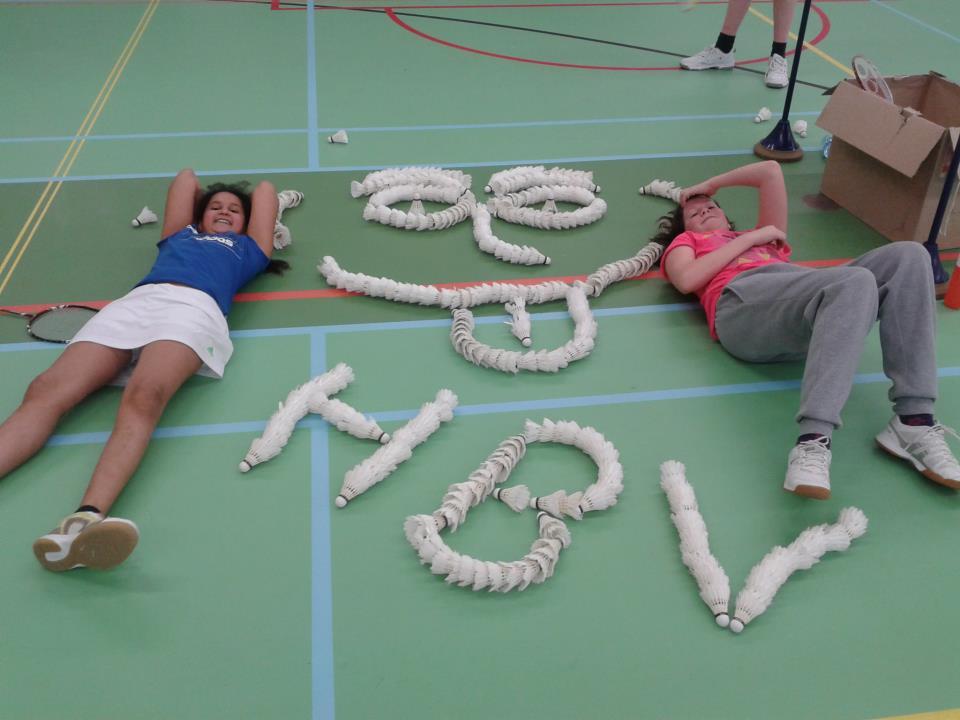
[870,0,960,43]
[42,368,960,446]
[307,0,320,171]
[0,147,825,185]
[308,331,335,720]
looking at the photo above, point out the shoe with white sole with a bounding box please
[765,53,789,88]
[680,46,735,71]
[784,436,832,499]
[32,511,139,572]
[876,417,960,489]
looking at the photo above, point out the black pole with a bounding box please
[924,137,960,286]
[754,0,814,162]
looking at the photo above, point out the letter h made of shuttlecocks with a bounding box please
[659,461,868,634]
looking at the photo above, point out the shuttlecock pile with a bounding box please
[792,119,808,138]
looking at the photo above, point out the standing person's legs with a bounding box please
[680,0,751,70]
[33,340,202,572]
[0,342,131,480]
[720,0,753,37]
[771,0,797,44]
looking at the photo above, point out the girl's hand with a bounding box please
[679,181,717,206]
[740,225,786,248]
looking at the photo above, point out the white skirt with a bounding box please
[71,283,233,383]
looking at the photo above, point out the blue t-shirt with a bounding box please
[136,225,269,315]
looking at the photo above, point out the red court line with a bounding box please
[6,251,956,316]
[385,3,830,70]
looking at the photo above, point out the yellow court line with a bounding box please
[0,0,160,296]
[748,6,854,77]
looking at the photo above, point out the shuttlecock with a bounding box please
[131,206,158,227]
[278,190,303,214]
[792,119,808,137]
[754,107,772,123]
[327,129,349,144]
[409,192,425,215]
[273,221,292,250]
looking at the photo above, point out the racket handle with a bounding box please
[0,308,29,318]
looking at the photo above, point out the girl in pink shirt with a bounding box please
[656,161,959,500]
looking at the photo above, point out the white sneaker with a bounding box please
[765,53,789,88]
[876,417,960,489]
[32,511,139,572]
[680,46,735,71]
[784,436,832,499]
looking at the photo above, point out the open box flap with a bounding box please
[816,80,945,177]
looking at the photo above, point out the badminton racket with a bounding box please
[0,305,98,343]
[852,55,893,103]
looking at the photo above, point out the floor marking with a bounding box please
[869,0,960,43]
[307,0,320,170]
[0,0,159,296]
[0,110,823,145]
[40,366,960,445]
[747,5,853,76]
[309,330,335,720]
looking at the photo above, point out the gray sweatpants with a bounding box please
[714,242,937,436]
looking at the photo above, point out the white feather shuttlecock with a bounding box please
[638,180,682,204]
[273,221,292,250]
[730,506,868,633]
[505,298,532,347]
[277,190,304,215]
[308,396,390,444]
[754,106,773,123]
[131,206,158,227]
[493,485,530,512]
[335,389,458,508]
[792,119,808,137]
[327,129,349,144]
[660,460,731,627]
[409,192,425,215]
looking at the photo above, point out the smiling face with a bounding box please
[682,195,730,235]
[200,192,246,234]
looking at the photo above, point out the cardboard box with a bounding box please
[816,72,960,248]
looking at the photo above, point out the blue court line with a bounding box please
[41,367,960,446]
[308,331,335,720]
[0,129,307,145]
[870,0,960,43]
[0,146,824,185]
[307,0,320,171]
[0,111,824,146]
[231,303,698,339]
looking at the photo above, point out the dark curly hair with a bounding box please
[648,195,735,250]
[194,181,290,276]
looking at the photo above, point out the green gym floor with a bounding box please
[2,1,960,718]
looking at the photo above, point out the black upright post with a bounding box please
[924,136,960,288]
[754,0,814,162]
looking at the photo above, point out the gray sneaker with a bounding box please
[765,53,789,88]
[680,46,735,71]
[876,417,960,489]
[33,511,139,572]
[784,437,832,499]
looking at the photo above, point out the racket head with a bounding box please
[852,54,894,103]
[26,305,98,343]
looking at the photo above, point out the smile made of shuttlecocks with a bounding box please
[660,461,868,633]
[404,418,623,592]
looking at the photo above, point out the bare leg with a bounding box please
[720,0,753,37]
[0,342,131,479]
[79,340,201,513]
[772,0,798,43]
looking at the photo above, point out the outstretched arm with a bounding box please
[162,168,203,239]
[679,160,788,233]
[246,181,279,258]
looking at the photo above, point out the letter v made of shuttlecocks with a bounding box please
[659,460,868,634]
